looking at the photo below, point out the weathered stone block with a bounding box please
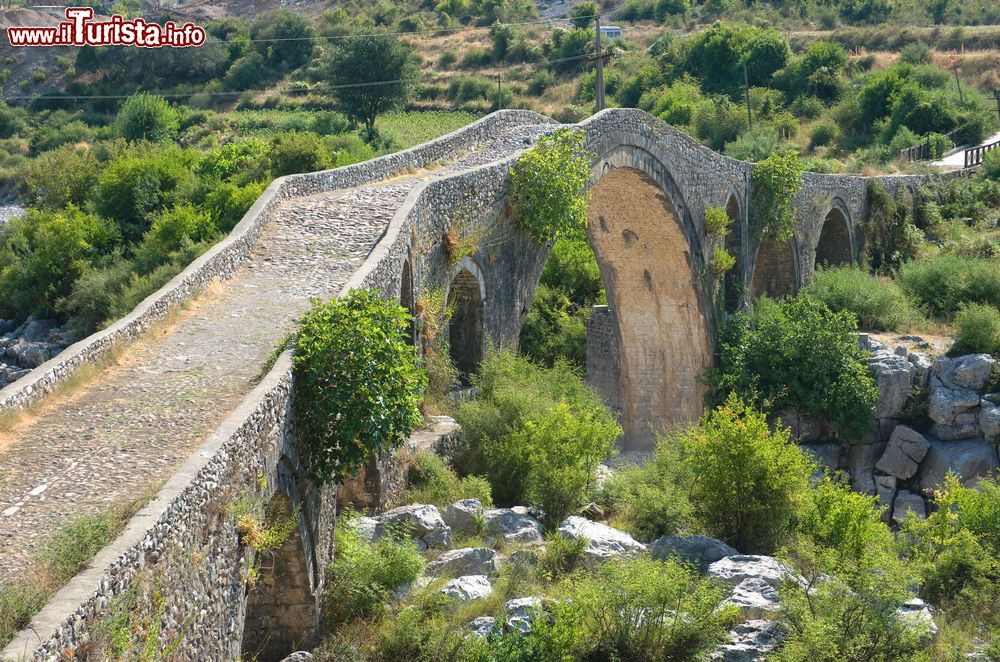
[875,425,929,480]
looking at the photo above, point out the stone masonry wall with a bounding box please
[586,306,621,413]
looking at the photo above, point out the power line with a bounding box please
[0,44,598,101]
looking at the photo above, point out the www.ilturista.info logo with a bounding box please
[7,7,206,47]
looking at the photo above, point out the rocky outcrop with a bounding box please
[504,597,543,634]
[0,316,77,388]
[918,439,999,491]
[891,490,926,523]
[374,504,452,550]
[649,534,737,570]
[467,616,498,638]
[557,516,646,563]
[443,498,484,536]
[875,426,929,480]
[440,575,492,602]
[484,508,544,544]
[710,619,785,662]
[427,547,500,577]
[707,555,802,590]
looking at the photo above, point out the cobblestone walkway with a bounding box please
[0,124,550,582]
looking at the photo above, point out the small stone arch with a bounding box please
[722,191,744,312]
[815,201,853,268]
[240,489,317,662]
[400,259,415,345]
[750,237,797,299]
[446,257,485,384]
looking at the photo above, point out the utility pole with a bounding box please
[496,74,503,110]
[743,63,752,129]
[954,67,965,105]
[595,13,605,112]
[994,89,1000,122]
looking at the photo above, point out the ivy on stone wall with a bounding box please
[749,151,804,242]
[862,181,923,275]
[510,128,593,243]
[294,289,426,485]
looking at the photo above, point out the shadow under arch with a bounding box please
[750,237,798,300]
[585,153,712,453]
[446,257,486,385]
[722,190,744,312]
[241,455,320,662]
[815,200,853,269]
[400,258,416,345]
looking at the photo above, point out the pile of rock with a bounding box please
[0,317,76,388]
[802,337,999,523]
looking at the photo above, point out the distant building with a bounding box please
[599,25,622,39]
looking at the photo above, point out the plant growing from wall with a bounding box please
[704,205,732,236]
[709,246,736,277]
[415,286,459,411]
[226,475,298,588]
[749,151,804,241]
[442,205,495,268]
[294,289,426,484]
[510,128,593,243]
[862,181,923,275]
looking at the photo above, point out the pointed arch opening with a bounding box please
[722,193,743,312]
[400,259,415,345]
[241,492,316,662]
[815,206,852,268]
[447,266,484,385]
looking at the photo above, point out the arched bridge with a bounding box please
[0,109,917,661]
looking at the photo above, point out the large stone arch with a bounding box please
[241,455,319,662]
[815,200,854,269]
[446,257,486,384]
[750,237,798,299]
[585,152,712,452]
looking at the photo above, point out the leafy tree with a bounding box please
[19,144,100,211]
[671,395,815,553]
[749,150,803,240]
[685,22,789,97]
[510,128,592,243]
[839,0,895,24]
[249,10,316,73]
[325,32,418,138]
[114,93,179,143]
[454,351,614,506]
[710,295,878,441]
[93,145,199,245]
[0,207,115,320]
[570,1,598,28]
[132,204,217,274]
[294,289,426,484]
[268,131,331,177]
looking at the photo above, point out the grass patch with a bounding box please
[375,111,478,150]
[0,489,159,648]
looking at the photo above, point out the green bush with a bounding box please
[809,120,840,150]
[898,254,1000,319]
[537,532,588,579]
[19,144,101,210]
[203,180,265,232]
[93,145,199,245]
[674,396,815,553]
[750,150,804,241]
[599,448,693,541]
[268,131,330,177]
[711,295,878,441]
[549,558,740,660]
[510,128,592,243]
[982,148,1000,181]
[294,289,426,485]
[0,207,116,320]
[115,93,179,143]
[198,138,269,184]
[324,517,424,626]
[951,303,1000,357]
[803,266,918,331]
[0,581,49,649]
[513,400,620,529]
[454,352,616,507]
[132,204,217,275]
[401,451,493,511]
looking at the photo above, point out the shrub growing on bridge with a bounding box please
[294,289,426,485]
[710,294,878,441]
[510,128,592,244]
[749,150,803,241]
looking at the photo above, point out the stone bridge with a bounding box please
[0,109,915,661]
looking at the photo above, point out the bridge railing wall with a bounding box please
[0,110,550,414]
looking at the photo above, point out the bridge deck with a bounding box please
[0,123,549,583]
